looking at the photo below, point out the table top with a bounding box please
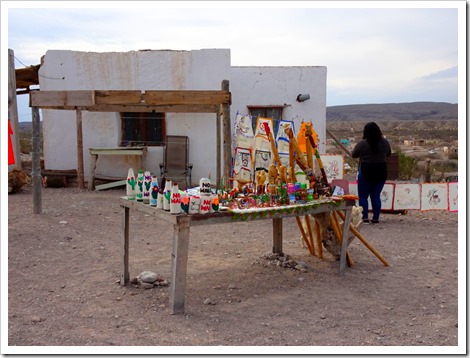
[120,197,355,227]
[90,147,147,155]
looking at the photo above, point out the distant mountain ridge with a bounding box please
[327,102,458,121]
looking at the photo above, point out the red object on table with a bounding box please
[8,120,15,165]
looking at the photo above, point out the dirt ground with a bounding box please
[6,185,461,353]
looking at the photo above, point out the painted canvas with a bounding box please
[448,182,458,212]
[349,182,358,197]
[233,113,254,149]
[321,155,344,181]
[253,149,272,174]
[276,120,295,155]
[233,147,253,184]
[420,183,448,211]
[253,116,274,152]
[393,183,421,210]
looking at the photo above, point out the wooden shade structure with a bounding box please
[29,81,232,213]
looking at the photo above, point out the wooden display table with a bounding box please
[88,147,147,191]
[119,197,355,314]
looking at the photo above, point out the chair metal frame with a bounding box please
[159,135,193,189]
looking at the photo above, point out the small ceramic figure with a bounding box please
[163,180,172,211]
[170,182,181,214]
[136,170,144,202]
[150,176,159,206]
[126,168,136,200]
[143,171,152,204]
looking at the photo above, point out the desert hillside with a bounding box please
[327,102,458,122]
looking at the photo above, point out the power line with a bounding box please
[14,55,28,68]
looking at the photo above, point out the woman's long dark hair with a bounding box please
[363,122,383,152]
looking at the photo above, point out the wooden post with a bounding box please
[221,80,231,183]
[425,159,431,182]
[76,108,85,189]
[169,216,190,314]
[32,107,42,214]
[120,205,130,285]
[216,107,221,189]
[272,218,283,255]
[339,207,352,275]
[88,153,98,190]
[8,48,21,170]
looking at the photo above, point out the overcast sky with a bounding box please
[3,1,464,121]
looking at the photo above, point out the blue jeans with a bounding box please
[357,169,385,221]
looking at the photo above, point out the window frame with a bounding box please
[120,111,166,147]
[247,105,284,137]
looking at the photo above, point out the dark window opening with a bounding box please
[120,112,166,146]
[247,106,283,137]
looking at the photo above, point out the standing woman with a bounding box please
[351,122,391,224]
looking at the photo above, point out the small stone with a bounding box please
[159,280,169,287]
[203,298,215,305]
[140,282,154,289]
[138,271,158,284]
[59,221,68,224]
[31,316,44,323]
[130,277,138,284]
[319,314,326,319]
[116,297,122,301]
[228,284,237,290]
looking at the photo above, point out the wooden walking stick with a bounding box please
[295,217,314,255]
[262,122,282,167]
[329,212,353,267]
[337,211,389,267]
[313,216,323,259]
[304,215,316,256]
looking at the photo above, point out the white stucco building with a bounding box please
[38,49,327,187]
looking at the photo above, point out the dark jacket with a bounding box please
[352,138,391,182]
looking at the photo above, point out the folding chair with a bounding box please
[159,135,193,189]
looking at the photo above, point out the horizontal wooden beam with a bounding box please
[143,90,231,105]
[31,90,95,107]
[30,90,231,111]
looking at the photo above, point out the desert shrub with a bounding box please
[448,152,458,160]
[398,151,418,180]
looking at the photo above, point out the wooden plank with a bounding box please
[30,90,95,107]
[143,90,231,105]
[89,104,219,113]
[272,218,283,254]
[169,216,190,314]
[89,148,145,155]
[88,154,97,190]
[94,90,142,105]
[76,108,85,189]
[221,80,232,181]
[339,207,352,276]
[32,107,42,214]
[120,206,130,285]
[95,179,127,191]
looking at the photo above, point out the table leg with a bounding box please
[339,207,352,276]
[169,216,190,314]
[88,154,98,190]
[272,218,283,255]
[120,206,130,285]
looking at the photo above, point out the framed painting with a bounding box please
[321,154,344,181]
[393,183,421,210]
[420,183,448,211]
[448,182,458,212]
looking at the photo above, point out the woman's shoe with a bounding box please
[363,219,370,224]
[371,219,379,224]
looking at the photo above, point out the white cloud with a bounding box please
[4,3,462,107]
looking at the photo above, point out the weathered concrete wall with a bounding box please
[39,50,327,187]
[39,49,231,184]
[230,66,327,152]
